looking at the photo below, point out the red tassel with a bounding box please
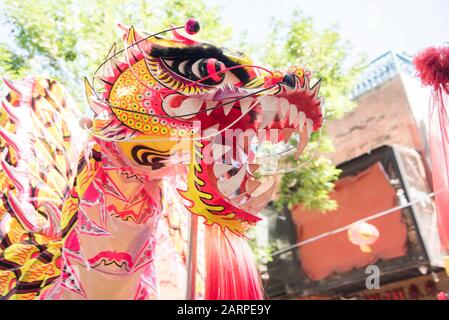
[204,224,263,300]
[414,46,449,253]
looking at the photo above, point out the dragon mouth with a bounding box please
[162,76,323,136]
[76,24,326,236]
[185,77,324,217]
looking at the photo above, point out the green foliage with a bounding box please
[247,227,275,276]
[261,10,364,120]
[0,0,231,102]
[0,45,26,77]
[270,128,342,212]
[275,154,342,212]
[258,10,364,212]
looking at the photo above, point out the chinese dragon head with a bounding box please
[85,19,323,235]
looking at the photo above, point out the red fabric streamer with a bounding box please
[204,224,263,300]
[413,46,449,253]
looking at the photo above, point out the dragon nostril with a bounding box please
[282,74,296,88]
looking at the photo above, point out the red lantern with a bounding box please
[347,222,380,253]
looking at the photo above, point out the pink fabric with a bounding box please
[44,144,162,299]
[414,46,449,253]
[429,90,449,253]
[205,224,263,300]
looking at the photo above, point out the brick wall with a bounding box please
[326,75,424,165]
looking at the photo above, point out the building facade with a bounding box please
[264,52,449,300]
[327,52,428,165]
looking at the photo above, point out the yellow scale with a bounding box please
[108,59,199,138]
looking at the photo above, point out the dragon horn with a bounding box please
[84,78,110,116]
[127,26,137,45]
[0,128,23,159]
[107,42,117,59]
[102,42,128,76]
[125,26,145,61]
[311,78,322,97]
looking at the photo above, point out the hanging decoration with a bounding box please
[347,222,380,253]
[413,46,449,253]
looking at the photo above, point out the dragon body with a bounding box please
[0,21,323,299]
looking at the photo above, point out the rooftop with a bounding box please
[351,51,415,99]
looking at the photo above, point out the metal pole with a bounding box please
[185,214,198,300]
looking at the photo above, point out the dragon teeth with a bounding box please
[241,181,277,212]
[279,98,289,118]
[288,104,298,127]
[213,163,233,177]
[217,166,246,197]
[245,179,261,194]
[200,93,316,142]
[250,178,276,198]
[298,111,306,131]
[283,128,296,143]
[239,97,254,115]
[222,101,233,116]
[306,118,314,137]
[260,96,277,129]
[205,100,218,116]
[247,163,260,176]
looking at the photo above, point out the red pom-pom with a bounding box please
[185,18,200,35]
[413,46,449,90]
[437,291,449,300]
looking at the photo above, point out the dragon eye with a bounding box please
[165,58,226,86]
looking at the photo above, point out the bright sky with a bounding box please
[0,0,447,63]
[215,0,449,61]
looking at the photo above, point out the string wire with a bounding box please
[125,29,274,94]
[91,25,184,95]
